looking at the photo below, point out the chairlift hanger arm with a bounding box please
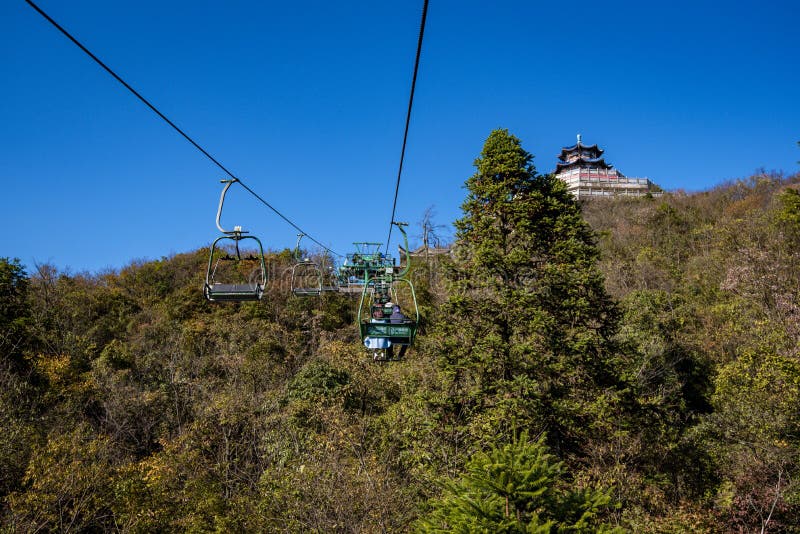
[393,222,412,278]
[294,233,312,263]
[216,179,248,235]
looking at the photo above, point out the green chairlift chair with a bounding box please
[358,222,419,361]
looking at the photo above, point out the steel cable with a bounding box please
[24,0,343,257]
[385,0,429,254]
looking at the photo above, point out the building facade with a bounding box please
[554,135,662,198]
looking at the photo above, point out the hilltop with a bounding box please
[1,130,799,532]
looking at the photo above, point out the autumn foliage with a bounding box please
[1,131,799,532]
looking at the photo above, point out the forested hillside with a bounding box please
[2,130,799,532]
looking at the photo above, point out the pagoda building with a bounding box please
[554,135,662,198]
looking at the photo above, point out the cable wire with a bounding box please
[24,0,342,258]
[385,0,429,254]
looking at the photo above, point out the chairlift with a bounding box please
[291,234,323,296]
[204,179,267,302]
[290,234,341,296]
[358,222,419,361]
[338,242,395,294]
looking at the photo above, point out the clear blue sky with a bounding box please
[2,0,798,274]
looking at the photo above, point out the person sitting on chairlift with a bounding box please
[389,304,406,323]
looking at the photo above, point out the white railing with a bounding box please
[558,173,662,199]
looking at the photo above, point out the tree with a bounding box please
[418,205,449,250]
[7,426,116,533]
[417,432,621,533]
[426,129,626,454]
[700,346,800,532]
[0,258,30,364]
[0,258,40,502]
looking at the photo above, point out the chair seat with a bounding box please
[205,283,263,302]
[293,287,322,297]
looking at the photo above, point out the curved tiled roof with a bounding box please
[558,142,604,161]
[555,156,612,172]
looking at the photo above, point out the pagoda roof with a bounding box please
[555,156,612,172]
[558,142,604,161]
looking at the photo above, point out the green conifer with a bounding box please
[429,129,625,452]
[417,432,622,533]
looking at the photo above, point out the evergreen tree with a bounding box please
[0,258,30,364]
[0,258,39,502]
[428,129,625,453]
[417,432,622,533]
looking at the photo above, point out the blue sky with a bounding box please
[2,0,798,274]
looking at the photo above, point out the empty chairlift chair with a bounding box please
[204,179,267,303]
[291,234,323,297]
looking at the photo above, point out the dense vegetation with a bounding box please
[1,130,799,532]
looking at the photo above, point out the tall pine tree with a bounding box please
[428,129,626,455]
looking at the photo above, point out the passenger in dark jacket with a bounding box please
[389,305,406,323]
